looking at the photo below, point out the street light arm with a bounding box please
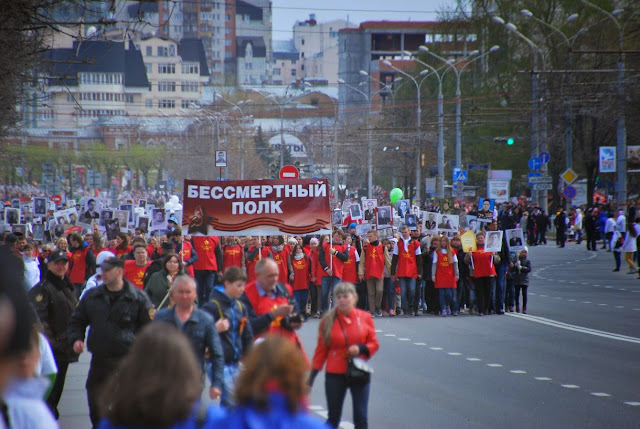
[580,0,622,50]
[418,46,459,81]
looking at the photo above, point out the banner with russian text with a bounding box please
[182,179,331,236]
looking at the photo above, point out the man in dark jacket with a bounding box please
[28,249,78,419]
[535,210,550,245]
[202,267,253,407]
[68,257,153,428]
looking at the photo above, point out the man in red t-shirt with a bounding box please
[192,235,222,304]
[124,244,151,290]
[391,225,423,316]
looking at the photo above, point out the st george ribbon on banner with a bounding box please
[182,178,331,236]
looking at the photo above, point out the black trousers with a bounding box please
[46,357,70,419]
[475,277,492,314]
[87,357,119,428]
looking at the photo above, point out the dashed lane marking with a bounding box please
[562,384,580,389]
[487,363,503,367]
[624,402,640,406]
[590,392,611,397]
[510,370,527,374]
[535,377,552,381]
[466,358,481,361]
[413,342,427,346]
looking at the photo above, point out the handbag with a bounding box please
[337,315,373,384]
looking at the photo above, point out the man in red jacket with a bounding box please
[391,225,423,316]
[318,229,350,314]
[68,233,96,298]
[240,258,307,363]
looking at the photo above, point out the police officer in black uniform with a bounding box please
[28,249,78,419]
[68,257,153,428]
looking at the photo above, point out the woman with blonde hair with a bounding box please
[309,282,379,428]
[97,322,224,428]
[207,335,326,428]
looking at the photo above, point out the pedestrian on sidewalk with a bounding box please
[512,248,532,313]
[28,249,77,420]
[68,257,153,428]
[622,221,640,274]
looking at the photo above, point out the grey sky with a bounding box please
[271,0,460,40]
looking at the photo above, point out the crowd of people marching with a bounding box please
[3,184,638,429]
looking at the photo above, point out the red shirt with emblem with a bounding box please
[192,236,219,271]
[124,260,151,290]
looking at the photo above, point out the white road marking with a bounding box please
[447,352,462,356]
[384,334,396,337]
[624,402,640,406]
[615,306,624,309]
[308,405,324,411]
[568,299,576,302]
[539,294,548,297]
[430,347,443,351]
[561,384,580,389]
[582,301,592,304]
[398,337,411,341]
[310,405,354,428]
[375,329,383,333]
[413,342,427,346]
[507,313,640,344]
[487,363,502,367]
[598,303,608,306]
[535,377,552,381]
[466,358,481,361]
[590,392,611,397]
[510,370,527,374]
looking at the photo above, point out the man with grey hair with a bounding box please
[153,275,224,400]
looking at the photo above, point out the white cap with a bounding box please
[95,251,116,275]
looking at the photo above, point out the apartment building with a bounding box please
[137,36,210,114]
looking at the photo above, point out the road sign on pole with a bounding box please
[528,157,542,170]
[279,164,300,179]
[563,185,577,199]
[538,152,550,163]
[532,183,553,191]
[529,175,552,184]
[468,164,489,170]
[452,169,468,182]
[561,168,578,185]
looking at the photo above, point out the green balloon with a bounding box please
[389,188,403,204]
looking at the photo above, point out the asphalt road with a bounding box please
[60,242,640,428]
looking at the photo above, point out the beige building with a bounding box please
[137,36,210,114]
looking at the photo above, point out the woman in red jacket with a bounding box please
[309,282,379,429]
[464,232,500,316]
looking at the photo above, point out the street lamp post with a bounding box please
[580,1,627,208]
[265,96,286,169]
[418,45,499,171]
[521,10,578,176]
[214,95,249,179]
[337,78,373,198]
[493,17,547,212]
[385,58,445,199]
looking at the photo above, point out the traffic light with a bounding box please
[493,137,515,145]
[269,163,279,179]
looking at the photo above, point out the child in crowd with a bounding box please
[202,267,253,408]
[510,248,532,313]
[432,235,459,316]
[289,244,311,318]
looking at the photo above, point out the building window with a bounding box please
[225,14,230,21]
[125,95,134,103]
[146,46,152,56]
[158,99,175,109]
[181,100,199,108]
[181,64,199,74]
[145,99,153,108]
[301,52,304,58]
[158,63,176,74]
[145,63,153,74]
[169,45,175,56]
[158,46,169,56]
[225,39,231,46]
[330,31,337,38]
[180,82,199,92]
[158,81,176,92]
[291,69,296,76]
[225,27,231,34]
[225,51,231,58]
[301,64,305,71]
[273,68,281,75]
[301,38,305,45]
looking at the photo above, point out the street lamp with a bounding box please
[337,77,373,198]
[493,16,546,211]
[580,0,627,208]
[214,95,249,179]
[520,10,578,183]
[385,57,445,199]
[418,45,499,175]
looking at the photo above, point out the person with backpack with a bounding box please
[202,267,253,408]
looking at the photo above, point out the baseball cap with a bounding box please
[47,249,69,263]
[349,223,356,230]
[100,257,125,271]
[168,214,178,224]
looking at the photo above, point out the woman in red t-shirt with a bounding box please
[290,244,310,318]
[431,235,459,316]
